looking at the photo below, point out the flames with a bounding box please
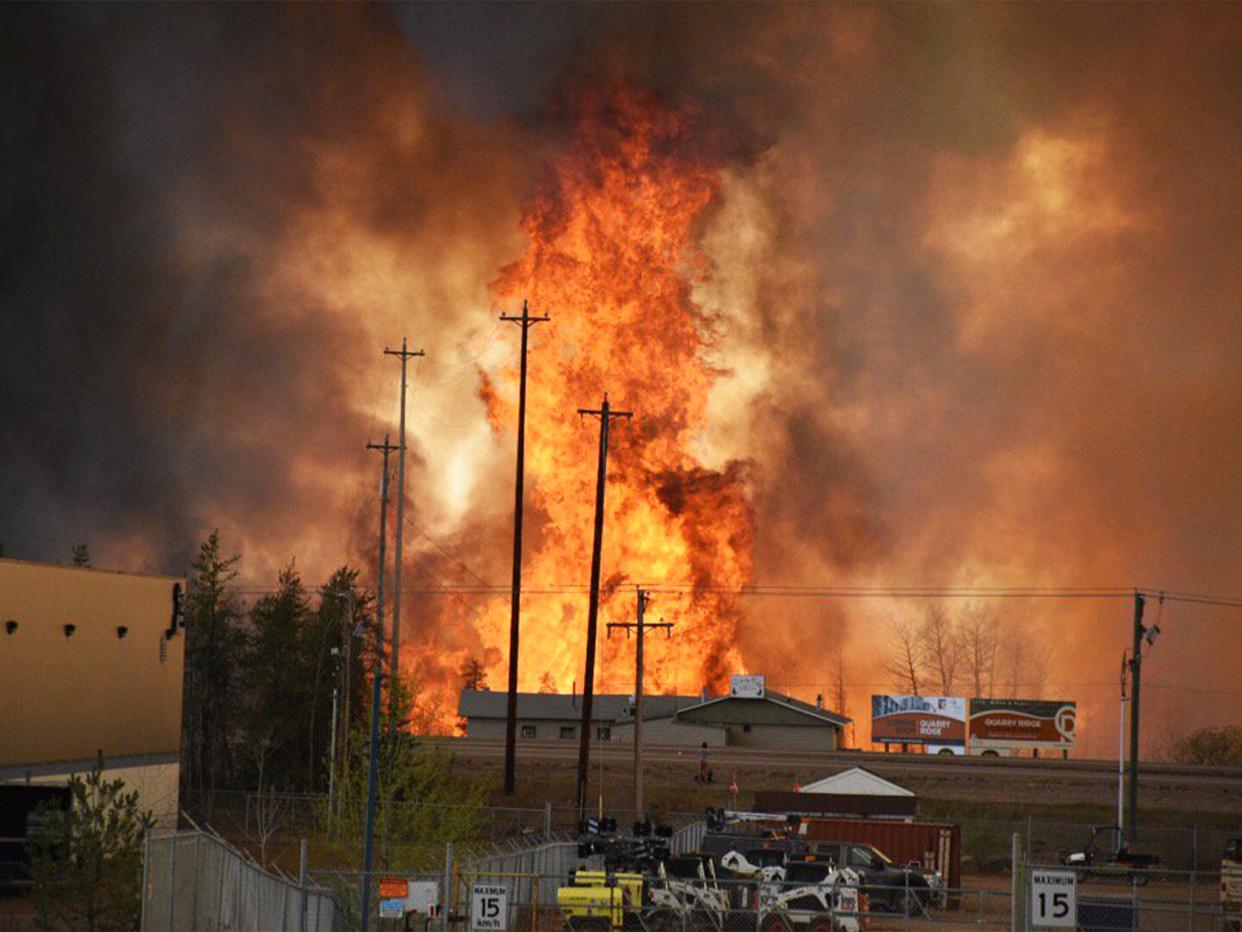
[453,86,756,702]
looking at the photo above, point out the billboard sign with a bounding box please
[969,699,1076,749]
[871,695,967,745]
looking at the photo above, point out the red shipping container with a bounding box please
[802,818,961,892]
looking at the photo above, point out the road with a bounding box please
[441,737,1242,788]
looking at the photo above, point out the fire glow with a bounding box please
[435,87,757,713]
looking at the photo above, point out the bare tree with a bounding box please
[883,617,925,695]
[959,603,999,697]
[999,620,1050,698]
[920,604,959,695]
[831,652,847,716]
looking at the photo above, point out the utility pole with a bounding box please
[1127,592,1145,845]
[383,339,424,726]
[575,395,632,824]
[339,591,354,806]
[607,587,672,816]
[500,300,549,797]
[360,435,396,932]
[1117,649,1127,847]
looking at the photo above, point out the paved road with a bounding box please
[439,738,1242,789]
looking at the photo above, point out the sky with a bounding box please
[3,3,1242,754]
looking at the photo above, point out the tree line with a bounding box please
[882,603,1050,697]
[180,531,379,801]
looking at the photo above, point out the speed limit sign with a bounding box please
[1030,868,1077,927]
[470,883,507,930]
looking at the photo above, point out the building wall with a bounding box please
[9,757,182,827]
[464,718,613,741]
[611,718,725,747]
[0,559,185,769]
[724,723,839,751]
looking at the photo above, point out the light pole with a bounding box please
[1117,649,1127,851]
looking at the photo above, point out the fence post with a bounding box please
[298,838,308,932]
[1011,832,1020,932]
[1190,825,1198,931]
[167,831,177,929]
[544,802,552,842]
[442,842,454,932]
[140,832,151,931]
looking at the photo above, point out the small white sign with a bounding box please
[471,883,508,930]
[731,674,765,698]
[1030,868,1076,927]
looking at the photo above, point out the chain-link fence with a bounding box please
[141,829,337,931]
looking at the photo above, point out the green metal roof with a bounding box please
[674,691,850,728]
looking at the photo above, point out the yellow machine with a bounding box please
[556,870,645,930]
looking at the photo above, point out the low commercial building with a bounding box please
[671,676,850,750]
[460,675,850,751]
[0,558,185,830]
[458,689,703,742]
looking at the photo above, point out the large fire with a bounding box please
[438,86,755,707]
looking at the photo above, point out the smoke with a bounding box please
[5,4,1242,754]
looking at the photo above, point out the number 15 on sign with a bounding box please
[1030,868,1076,928]
[471,883,507,931]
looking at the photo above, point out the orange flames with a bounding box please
[466,86,755,700]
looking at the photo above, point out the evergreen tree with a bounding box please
[243,560,315,788]
[304,567,373,791]
[28,755,155,930]
[182,531,246,802]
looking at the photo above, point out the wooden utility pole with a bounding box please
[383,339,424,725]
[500,301,549,797]
[1127,593,1152,849]
[360,435,396,932]
[608,587,672,816]
[575,395,632,824]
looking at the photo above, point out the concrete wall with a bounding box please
[0,559,185,769]
[724,723,839,751]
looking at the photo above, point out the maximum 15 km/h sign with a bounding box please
[470,883,507,931]
[1030,868,1077,927]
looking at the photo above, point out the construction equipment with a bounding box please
[1062,824,1158,884]
[557,869,645,930]
[1222,837,1242,932]
[756,861,867,932]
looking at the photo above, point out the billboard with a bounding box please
[871,695,967,745]
[969,699,1076,749]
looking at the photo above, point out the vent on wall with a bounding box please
[63,623,77,638]
[4,620,16,635]
[116,626,129,639]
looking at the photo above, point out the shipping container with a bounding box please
[802,817,961,892]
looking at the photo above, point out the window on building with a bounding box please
[559,725,575,739]
[596,726,611,741]
[521,725,536,739]
[742,723,752,733]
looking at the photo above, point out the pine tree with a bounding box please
[182,531,246,803]
[28,754,155,930]
[243,560,314,788]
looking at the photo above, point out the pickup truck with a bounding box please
[808,841,941,915]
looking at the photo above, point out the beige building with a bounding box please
[0,558,185,827]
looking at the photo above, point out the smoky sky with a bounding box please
[4,3,1242,752]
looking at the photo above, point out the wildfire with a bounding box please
[455,86,756,703]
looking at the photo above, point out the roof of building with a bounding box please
[799,766,915,797]
[457,689,703,723]
[674,690,851,728]
[0,556,182,583]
